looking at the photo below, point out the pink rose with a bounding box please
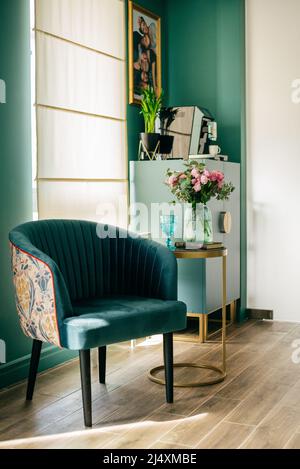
[168,175,178,187]
[209,170,224,183]
[191,178,197,185]
[179,173,187,180]
[200,175,208,185]
[218,181,224,189]
[209,171,218,182]
[193,182,201,192]
[191,168,200,178]
[216,171,224,182]
[203,170,210,178]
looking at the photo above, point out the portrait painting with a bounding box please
[128,1,161,104]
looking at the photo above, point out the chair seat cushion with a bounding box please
[63,296,187,350]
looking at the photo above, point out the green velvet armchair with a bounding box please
[9,220,187,427]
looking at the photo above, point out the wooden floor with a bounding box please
[1,320,300,449]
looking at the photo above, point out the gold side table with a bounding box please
[148,248,228,387]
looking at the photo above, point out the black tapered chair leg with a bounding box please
[98,346,106,384]
[26,339,43,401]
[79,349,92,427]
[163,332,174,404]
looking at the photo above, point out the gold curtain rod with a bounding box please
[34,28,125,62]
[35,104,125,123]
[37,178,128,183]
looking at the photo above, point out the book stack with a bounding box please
[175,241,223,250]
[202,242,223,250]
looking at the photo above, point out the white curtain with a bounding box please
[35,0,127,226]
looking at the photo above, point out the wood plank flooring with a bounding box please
[1,320,300,449]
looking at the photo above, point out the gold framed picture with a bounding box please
[128,1,162,105]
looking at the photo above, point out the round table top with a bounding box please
[174,247,228,259]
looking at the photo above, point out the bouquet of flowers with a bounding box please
[165,160,234,207]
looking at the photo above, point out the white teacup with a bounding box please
[209,145,221,157]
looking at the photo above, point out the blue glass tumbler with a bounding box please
[160,214,177,251]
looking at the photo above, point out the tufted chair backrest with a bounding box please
[9,219,174,303]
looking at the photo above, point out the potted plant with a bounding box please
[159,107,178,154]
[165,161,234,243]
[140,86,163,155]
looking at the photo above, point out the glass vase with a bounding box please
[204,205,213,243]
[183,203,204,244]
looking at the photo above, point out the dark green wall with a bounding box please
[166,0,218,113]
[216,0,245,166]
[165,0,244,165]
[0,0,33,381]
[126,0,167,162]
[0,0,76,388]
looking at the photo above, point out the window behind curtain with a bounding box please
[34,0,127,226]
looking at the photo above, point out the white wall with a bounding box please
[247,0,300,321]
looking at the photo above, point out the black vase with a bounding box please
[159,135,174,155]
[140,132,160,154]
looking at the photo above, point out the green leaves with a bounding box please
[216,182,235,201]
[187,160,205,170]
[140,86,163,133]
[180,179,190,189]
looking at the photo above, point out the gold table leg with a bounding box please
[222,255,227,375]
[204,314,208,342]
[230,300,237,323]
[148,256,227,387]
[199,314,205,343]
